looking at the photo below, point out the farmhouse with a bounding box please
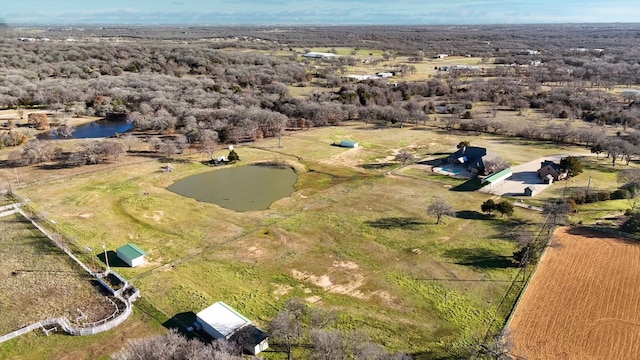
[345,74,378,81]
[339,139,359,148]
[116,243,147,267]
[302,52,337,59]
[434,54,448,59]
[537,160,567,182]
[195,301,269,355]
[447,145,486,172]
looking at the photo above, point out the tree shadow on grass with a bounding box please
[450,178,485,192]
[366,217,426,230]
[360,162,396,170]
[456,210,491,220]
[443,247,516,269]
[489,218,535,236]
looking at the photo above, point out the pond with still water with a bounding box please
[168,165,298,211]
[37,118,133,140]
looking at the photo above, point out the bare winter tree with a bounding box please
[268,299,307,360]
[395,150,415,165]
[618,169,640,211]
[121,134,139,152]
[427,197,456,224]
[483,157,511,175]
[111,329,241,360]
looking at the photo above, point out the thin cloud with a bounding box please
[5,0,639,25]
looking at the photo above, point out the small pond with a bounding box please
[168,164,298,211]
[37,117,133,140]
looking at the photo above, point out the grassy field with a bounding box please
[0,122,622,359]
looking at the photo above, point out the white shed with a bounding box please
[196,301,269,355]
[116,243,147,267]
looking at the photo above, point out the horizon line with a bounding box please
[5,21,640,28]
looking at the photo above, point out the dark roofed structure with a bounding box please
[447,146,487,171]
[537,160,568,182]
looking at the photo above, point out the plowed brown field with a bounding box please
[509,227,640,360]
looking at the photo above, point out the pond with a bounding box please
[168,164,298,211]
[37,117,133,140]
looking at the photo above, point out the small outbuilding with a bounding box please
[524,186,537,197]
[116,243,147,267]
[195,301,269,355]
[481,168,513,190]
[339,140,359,148]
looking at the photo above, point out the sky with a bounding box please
[1,0,639,25]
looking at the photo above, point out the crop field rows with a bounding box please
[509,227,640,360]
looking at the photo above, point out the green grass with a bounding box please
[4,123,587,359]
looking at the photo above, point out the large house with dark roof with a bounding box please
[447,145,487,173]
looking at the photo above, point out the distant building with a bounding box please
[302,52,337,59]
[345,74,378,81]
[434,54,448,59]
[339,140,359,148]
[116,243,147,267]
[195,302,269,355]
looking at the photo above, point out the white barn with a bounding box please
[116,243,147,267]
[196,301,269,355]
[302,52,337,59]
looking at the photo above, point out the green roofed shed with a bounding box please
[481,168,512,190]
[116,243,147,267]
[339,140,359,148]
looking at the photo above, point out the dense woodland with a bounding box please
[2,24,640,168]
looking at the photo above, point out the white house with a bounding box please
[434,54,448,59]
[116,243,147,267]
[195,302,269,355]
[302,52,337,59]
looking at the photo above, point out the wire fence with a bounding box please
[0,190,138,343]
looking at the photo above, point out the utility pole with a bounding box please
[103,243,110,274]
[14,168,20,188]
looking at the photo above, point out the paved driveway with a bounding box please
[479,155,572,197]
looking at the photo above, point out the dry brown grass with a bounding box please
[0,213,114,334]
[509,227,640,360]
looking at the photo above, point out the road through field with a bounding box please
[509,227,640,359]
